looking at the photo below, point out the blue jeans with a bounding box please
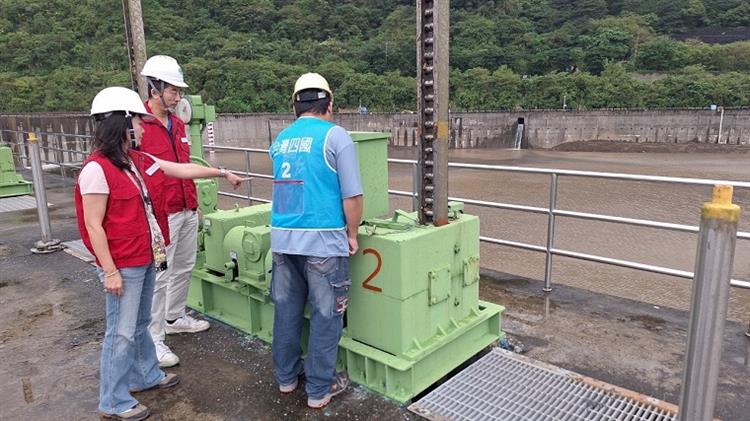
[98,264,165,414]
[270,253,351,399]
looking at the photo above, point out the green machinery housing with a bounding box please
[186,131,504,403]
[182,95,220,215]
[0,146,32,198]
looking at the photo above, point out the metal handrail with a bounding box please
[388,189,750,240]
[3,130,748,292]
[0,129,94,140]
[395,158,750,189]
[205,144,269,154]
[450,162,750,188]
[207,145,750,291]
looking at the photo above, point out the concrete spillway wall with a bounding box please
[194,109,750,149]
[2,109,749,152]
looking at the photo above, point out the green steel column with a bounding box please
[184,95,218,215]
[185,95,216,160]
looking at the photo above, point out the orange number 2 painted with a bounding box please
[362,248,383,293]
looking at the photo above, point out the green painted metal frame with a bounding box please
[187,205,504,404]
[0,146,32,198]
[188,261,503,404]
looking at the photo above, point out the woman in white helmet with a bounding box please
[75,87,245,420]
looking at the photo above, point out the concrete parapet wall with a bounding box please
[214,109,750,149]
[522,109,750,148]
[2,109,749,153]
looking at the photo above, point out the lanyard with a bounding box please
[125,162,152,207]
[124,160,168,272]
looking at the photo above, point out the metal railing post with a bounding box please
[543,173,558,292]
[267,119,273,146]
[245,150,252,205]
[678,185,741,421]
[412,162,419,212]
[54,132,66,182]
[27,132,62,254]
[18,129,29,168]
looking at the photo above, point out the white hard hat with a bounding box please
[90,87,153,117]
[293,73,332,101]
[141,55,188,88]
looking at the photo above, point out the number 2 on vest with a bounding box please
[281,162,291,178]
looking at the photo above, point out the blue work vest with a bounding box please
[270,117,345,230]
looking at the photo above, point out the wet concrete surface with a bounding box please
[0,175,417,420]
[1,150,749,420]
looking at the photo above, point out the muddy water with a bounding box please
[206,146,750,321]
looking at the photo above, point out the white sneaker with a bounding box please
[155,341,179,368]
[165,314,210,334]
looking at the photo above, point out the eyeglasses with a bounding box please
[165,88,183,98]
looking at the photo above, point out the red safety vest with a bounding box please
[74,150,171,269]
[139,101,198,214]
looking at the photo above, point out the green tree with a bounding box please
[1,0,750,112]
[635,36,689,71]
[717,3,750,26]
[452,16,503,70]
[648,65,713,107]
[588,62,647,108]
[681,0,707,28]
[579,28,633,74]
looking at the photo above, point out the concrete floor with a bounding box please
[1,151,749,420]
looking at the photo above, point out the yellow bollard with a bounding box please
[701,184,741,223]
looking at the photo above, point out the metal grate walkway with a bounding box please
[0,195,43,213]
[409,348,677,421]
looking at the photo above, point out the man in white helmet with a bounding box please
[139,55,208,368]
[268,73,363,409]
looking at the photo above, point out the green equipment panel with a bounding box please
[350,206,483,356]
[342,205,503,403]
[0,146,32,198]
[350,132,389,219]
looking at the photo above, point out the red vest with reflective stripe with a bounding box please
[74,150,171,269]
[139,102,198,214]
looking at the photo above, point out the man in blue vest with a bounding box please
[269,73,363,409]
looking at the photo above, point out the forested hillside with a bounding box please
[2,0,750,112]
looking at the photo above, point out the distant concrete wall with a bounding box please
[522,109,750,148]
[218,112,520,149]
[2,110,749,153]
[216,109,750,149]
